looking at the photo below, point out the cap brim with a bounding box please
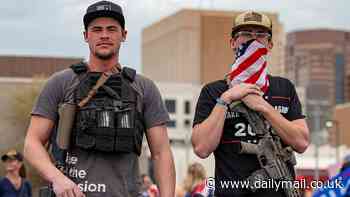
[1,154,23,162]
[1,155,14,161]
[83,11,125,29]
[232,23,272,35]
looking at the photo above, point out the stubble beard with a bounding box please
[92,44,120,60]
[95,50,115,60]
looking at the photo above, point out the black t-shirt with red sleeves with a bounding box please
[193,75,305,197]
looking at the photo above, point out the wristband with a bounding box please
[216,98,229,109]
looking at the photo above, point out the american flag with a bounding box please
[228,40,269,93]
[191,180,214,197]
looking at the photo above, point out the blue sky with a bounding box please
[0,0,348,71]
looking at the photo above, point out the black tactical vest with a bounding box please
[70,62,144,155]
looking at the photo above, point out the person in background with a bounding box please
[340,155,350,173]
[175,185,186,197]
[0,149,32,197]
[141,174,159,197]
[312,155,350,197]
[183,163,213,197]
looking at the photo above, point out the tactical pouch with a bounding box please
[56,103,76,150]
[39,186,55,197]
[115,108,135,152]
[71,65,145,154]
[117,108,134,129]
[97,110,115,128]
[75,133,95,150]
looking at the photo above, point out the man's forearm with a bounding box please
[153,148,175,197]
[24,137,64,182]
[261,105,309,153]
[192,104,227,158]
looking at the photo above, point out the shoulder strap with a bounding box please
[121,66,136,82]
[70,61,88,74]
[120,66,144,114]
[70,63,136,81]
[78,66,119,108]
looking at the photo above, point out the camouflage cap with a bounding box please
[232,11,272,36]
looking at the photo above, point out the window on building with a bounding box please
[289,46,294,56]
[165,99,176,113]
[184,119,191,128]
[166,120,176,128]
[335,54,345,104]
[184,101,191,114]
[345,32,350,41]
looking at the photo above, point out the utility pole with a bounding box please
[326,120,340,163]
[307,100,329,181]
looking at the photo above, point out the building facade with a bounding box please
[330,103,350,147]
[0,55,82,77]
[286,29,350,132]
[142,9,285,85]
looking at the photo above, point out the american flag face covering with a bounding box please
[228,39,269,93]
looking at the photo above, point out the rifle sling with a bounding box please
[78,65,120,108]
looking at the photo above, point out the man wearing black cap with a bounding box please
[24,1,175,197]
[192,11,309,196]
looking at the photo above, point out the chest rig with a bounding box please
[71,63,144,155]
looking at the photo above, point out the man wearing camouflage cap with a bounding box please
[24,1,175,197]
[192,11,309,196]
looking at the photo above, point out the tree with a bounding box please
[10,76,46,132]
[1,75,47,195]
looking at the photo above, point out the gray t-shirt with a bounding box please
[31,68,170,197]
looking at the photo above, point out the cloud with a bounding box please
[0,0,348,72]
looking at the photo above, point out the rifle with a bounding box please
[230,102,300,197]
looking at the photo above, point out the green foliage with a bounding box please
[9,76,46,132]
[1,76,48,196]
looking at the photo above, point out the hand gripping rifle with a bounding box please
[230,102,301,197]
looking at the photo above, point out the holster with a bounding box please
[39,186,55,197]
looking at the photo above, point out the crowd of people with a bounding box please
[141,162,213,197]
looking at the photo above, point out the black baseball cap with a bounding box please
[1,149,23,162]
[83,1,125,30]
